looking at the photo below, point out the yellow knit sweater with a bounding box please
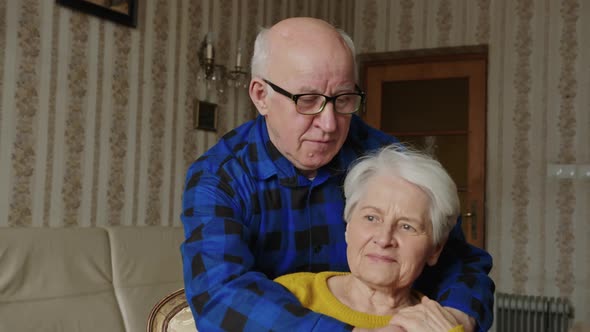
[275,271,463,331]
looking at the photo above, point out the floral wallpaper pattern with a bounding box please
[146,0,168,226]
[436,0,452,46]
[107,26,131,226]
[131,4,146,227]
[555,0,579,297]
[0,0,588,330]
[182,1,201,170]
[398,0,414,49]
[42,5,61,227]
[509,0,533,294]
[350,0,588,330]
[63,13,89,227]
[89,21,105,227]
[9,0,39,227]
[360,1,377,53]
[475,0,490,44]
[166,0,183,227]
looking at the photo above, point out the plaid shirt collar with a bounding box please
[246,116,352,187]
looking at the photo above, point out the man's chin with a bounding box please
[299,158,332,174]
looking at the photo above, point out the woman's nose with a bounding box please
[373,226,398,247]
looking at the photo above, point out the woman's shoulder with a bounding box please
[274,272,319,307]
[274,272,316,285]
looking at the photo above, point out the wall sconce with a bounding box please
[197,32,249,95]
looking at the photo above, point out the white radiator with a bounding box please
[495,292,573,332]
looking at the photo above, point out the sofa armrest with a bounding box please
[106,226,184,332]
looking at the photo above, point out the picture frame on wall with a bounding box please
[194,100,218,132]
[56,0,138,28]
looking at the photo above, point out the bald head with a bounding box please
[270,17,343,43]
[250,17,357,81]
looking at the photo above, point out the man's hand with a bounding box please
[388,296,461,332]
[352,297,476,332]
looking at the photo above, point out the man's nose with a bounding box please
[315,101,337,132]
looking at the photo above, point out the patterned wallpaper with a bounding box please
[351,1,589,331]
[0,0,354,229]
[0,0,589,330]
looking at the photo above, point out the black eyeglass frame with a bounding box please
[263,79,366,115]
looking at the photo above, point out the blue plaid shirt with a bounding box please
[180,115,494,331]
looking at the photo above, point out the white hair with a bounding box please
[250,27,270,78]
[343,144,460,246]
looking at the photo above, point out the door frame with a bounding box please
[358,45,488,248]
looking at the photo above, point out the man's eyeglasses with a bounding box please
[263,79,365,115]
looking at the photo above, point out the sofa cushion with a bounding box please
[0,227,125,332]
[106,226,184,332]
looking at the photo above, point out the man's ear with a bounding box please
[249,79,269,115]
[426,240,446,267]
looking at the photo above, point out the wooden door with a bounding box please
[359,47,487,249]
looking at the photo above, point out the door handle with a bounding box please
[463,202,478,240]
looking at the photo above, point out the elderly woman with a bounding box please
[275,145,464,332]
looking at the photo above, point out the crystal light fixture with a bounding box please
[197,32,249,95]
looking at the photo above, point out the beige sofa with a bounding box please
[0,226,185,332]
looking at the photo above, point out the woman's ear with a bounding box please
[249,79,268,115]
[344,222,350,244]
[426,240,446,267]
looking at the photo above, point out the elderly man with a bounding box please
[180,17,494,331]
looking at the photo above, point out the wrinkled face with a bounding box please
[257,33,356,177]
[345,174,442,290]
